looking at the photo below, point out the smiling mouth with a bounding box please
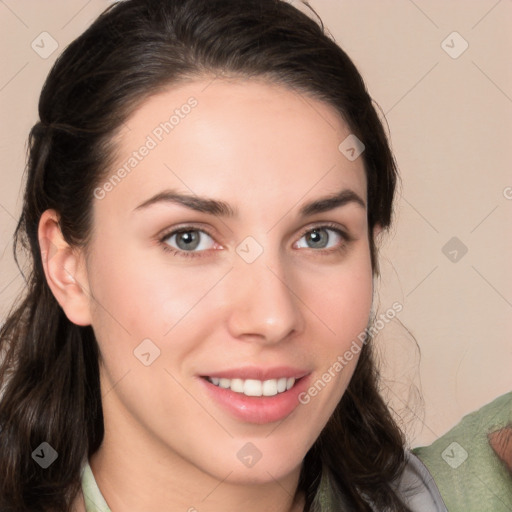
[203,376,298,397]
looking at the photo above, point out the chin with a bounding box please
[224,461,304,486]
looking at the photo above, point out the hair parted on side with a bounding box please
[0,1,407,511]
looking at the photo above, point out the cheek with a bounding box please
[322,277,372,329]
[85,241,229,361]
[307,257,374,345]
[296,253,373,411]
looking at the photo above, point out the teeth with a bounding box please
[207,376,296,396]
[262,379,277,396]
[243,379,262,396]
[219,378,230,389]
[231,378,244,393]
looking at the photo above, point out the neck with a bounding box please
[89,427,305,512]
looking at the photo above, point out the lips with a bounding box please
[198,366,312,424]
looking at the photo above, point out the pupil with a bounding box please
[178,231,199,250]
[308,229,326,248]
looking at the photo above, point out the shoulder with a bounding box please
[413,392,512,511]
[390,451,448,512]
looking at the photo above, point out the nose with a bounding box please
[225,251,305,345]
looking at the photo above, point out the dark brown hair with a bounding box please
[0,1,408,510]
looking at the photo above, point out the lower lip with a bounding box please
[198,375,311,424]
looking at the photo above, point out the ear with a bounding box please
[371,223,384,289]
[372,223,384,240]
[38,209,92,326]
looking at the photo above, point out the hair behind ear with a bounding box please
[0,271,103,511]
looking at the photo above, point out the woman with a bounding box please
[0,0,447,510]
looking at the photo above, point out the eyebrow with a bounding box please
[133,188,366,217]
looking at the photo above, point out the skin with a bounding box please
[40,77,378,512]
[489,426,512,474]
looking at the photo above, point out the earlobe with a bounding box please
[38,209,92,326]
[372,223,384,240]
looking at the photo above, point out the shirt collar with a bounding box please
[80,460,112,512]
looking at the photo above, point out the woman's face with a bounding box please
[81,77,373,484]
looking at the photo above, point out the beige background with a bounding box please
[0,0,511,447]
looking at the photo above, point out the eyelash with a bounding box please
[158,223,352,259]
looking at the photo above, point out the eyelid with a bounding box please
[157,222,218,242]
[296,221,352,242]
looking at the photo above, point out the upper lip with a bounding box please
[200,366,310,381]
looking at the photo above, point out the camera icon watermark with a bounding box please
[133,338,161,366]
[236,236,263,263]
[31,32,59,59]
[441,31,468,59]
[442,236,468,263]
[338,134,365,161]
[237,442,262,468]
[441,441,468,469]
[32,442,58,469]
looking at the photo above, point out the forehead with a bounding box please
[101,77,367,216]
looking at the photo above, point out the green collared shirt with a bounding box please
[413,391,512,512]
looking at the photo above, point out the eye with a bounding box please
[294,224,348,252]
[160,227,217,258]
